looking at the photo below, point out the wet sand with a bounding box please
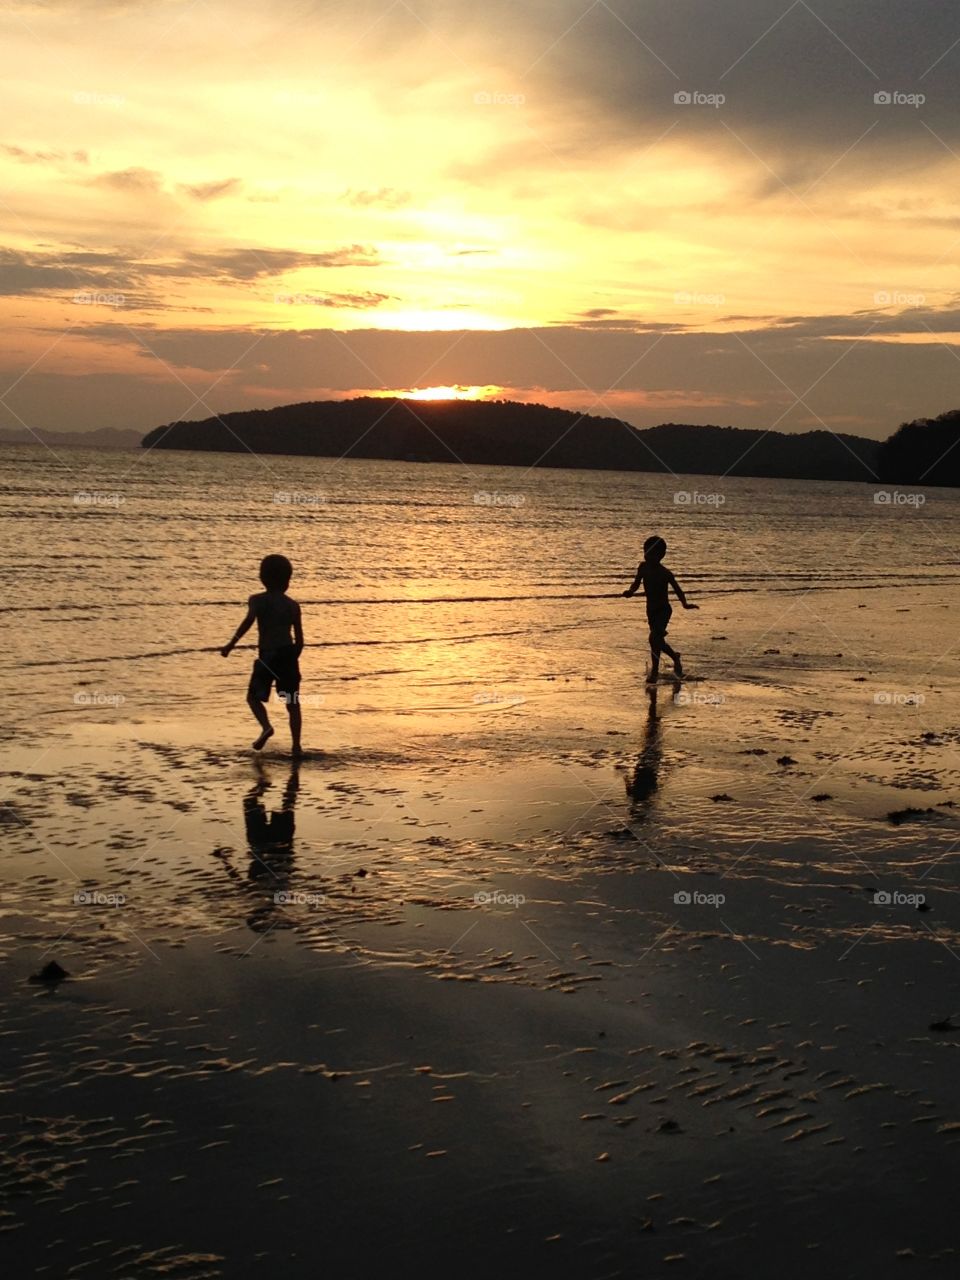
[2,655,959,1278]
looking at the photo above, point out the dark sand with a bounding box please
[2,671,959,1278]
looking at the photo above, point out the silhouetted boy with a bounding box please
[623,535,697,681]
[221,554,304,755]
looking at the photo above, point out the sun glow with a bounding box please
[373,384,504,401]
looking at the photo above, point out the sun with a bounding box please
[372,384,503,401]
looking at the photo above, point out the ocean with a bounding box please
[2,443,957,735]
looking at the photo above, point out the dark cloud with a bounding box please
[0,243,384,298]
[174,245,380,279]
[33,317,959,438]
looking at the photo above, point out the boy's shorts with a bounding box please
[249,645,301,704]
[647,605,672,646]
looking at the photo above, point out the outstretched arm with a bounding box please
[622,564,645,598]
[668,571,698,609]
[221,598,257,656]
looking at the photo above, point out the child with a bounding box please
[221,554,304,755]
[623,535,697,681]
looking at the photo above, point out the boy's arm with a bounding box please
[622,564,645,598]
[221,597,257,657]
[292,601,304,657]
[668,571,698,609]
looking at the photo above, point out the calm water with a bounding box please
[1,444,957,735]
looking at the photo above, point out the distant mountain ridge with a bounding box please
[0,426,141,450]
[140,397,882,482]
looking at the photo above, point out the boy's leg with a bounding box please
[662,641,683,675]
[286,700,302,756]
[247,692,274,750]
[647,638,661,683]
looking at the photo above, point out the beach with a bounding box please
[1,446,959,1277]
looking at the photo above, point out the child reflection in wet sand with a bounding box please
[623,535,697,682]
[211,762,299,932]
[625,681,679,817]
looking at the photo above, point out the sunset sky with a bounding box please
[3,0,960,438]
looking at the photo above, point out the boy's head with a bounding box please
[259,554,293,591]
[643,535,667,563]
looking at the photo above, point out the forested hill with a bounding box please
[140,396,881,481]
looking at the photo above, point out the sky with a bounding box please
[2,0,960,439]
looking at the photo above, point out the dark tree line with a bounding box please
[141,397,885,482]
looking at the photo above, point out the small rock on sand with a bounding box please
[29,960,69,984]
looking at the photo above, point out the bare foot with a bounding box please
[252,725,275,751]
[646,671,660,685]
[290,745,303,759]
[673,653,684,677]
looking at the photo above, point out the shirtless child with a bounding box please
[623,536,697,681]
[221,554,304,755]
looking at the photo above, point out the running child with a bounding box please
[221,554,304,755]
[622,535,697,681]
